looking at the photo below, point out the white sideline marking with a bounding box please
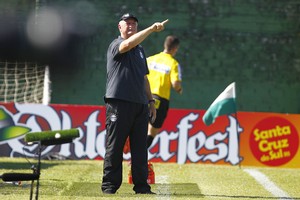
[244,169,293,200]
[156,175,169,184]
[156,175,171,198]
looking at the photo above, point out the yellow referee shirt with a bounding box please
[147,52,182,100]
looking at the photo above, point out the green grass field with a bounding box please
[0,157,300,200]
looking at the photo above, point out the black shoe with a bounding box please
[103,189,116,194]
[136,191,156,194]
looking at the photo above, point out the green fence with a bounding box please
[0,0,299,113]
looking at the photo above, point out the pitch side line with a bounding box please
[244,169,293,200]
[156,175,171,198]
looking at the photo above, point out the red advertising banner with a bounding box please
[0,103,299,168]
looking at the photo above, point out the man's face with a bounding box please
[118,18,138,38]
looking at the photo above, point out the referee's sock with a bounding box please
[147,135,154,148]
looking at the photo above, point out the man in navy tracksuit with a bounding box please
[101,13,168,194]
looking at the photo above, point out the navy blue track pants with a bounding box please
[101,99,151,193]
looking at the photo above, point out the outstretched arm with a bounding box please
[119,19,169,53]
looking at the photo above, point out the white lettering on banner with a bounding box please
[177,113,199,163]
[84,111,100,158]
[70,111,106,159]
[1,104,243,165]
[187,132,206,162]
[148,131,177,160]
[58,111,73,158]
[203,132,228,162]
[5,104,107,159]
[226,117,243,164]
[9,104,62,157]
[53,107,103,159]
[95,130,106,158]
[149,114,243,165]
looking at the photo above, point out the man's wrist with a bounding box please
[148,99,155,104]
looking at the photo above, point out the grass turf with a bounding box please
[0,157,300,200]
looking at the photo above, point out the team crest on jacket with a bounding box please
[110,114,117,122]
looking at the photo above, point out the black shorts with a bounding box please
[150,94,169,128]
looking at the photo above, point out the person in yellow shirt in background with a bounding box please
[147,35,183,148]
